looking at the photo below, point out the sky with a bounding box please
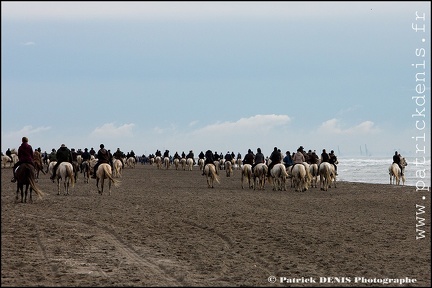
[1,1,431,158]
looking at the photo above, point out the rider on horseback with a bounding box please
[91,144,111,178]
[318,148,330,172]
[11,137,35,183]
[114,148,125,168]
[81,148,91,172]
[291,147,306,171]
[267,147,282,177]
[393,151,404,176]
[252,148,265,170]
[202,149,216,175]
[329,150,338,175]
[50,144,73,182]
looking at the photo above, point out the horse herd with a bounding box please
[154,156,339,191]
[4,151,125,203]
[4,149,407,203]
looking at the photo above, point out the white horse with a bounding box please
[47,161,57,179]
[155,156,162,169]
[253,163,268,190]
[112,159,123,178]
[225,160,233,177]
[1,155,13,168]
[268,163,289,191]
[10,149,19,165]
[198,158,204,171]
[319,162,336,191]
[164,157,170,169]
[241,164,253,189]
[236,158,243,170]
[126,157,136,168]
[77,155,83,169]
[180,158,187,170]
[88,158,98,177]
[309,163,319,188]
[54,162,75,195]
[96,163,120,195]
[173,158,180,170]
[204,164,220,188]
[389,157,407,185]
[186,158,194,171]
[218,159,225,171]
[149,157,155,165]
[11,154,19,165]
[291,164,310,192]
[213,160,220,174]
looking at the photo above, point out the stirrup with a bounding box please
[11,177,16,183]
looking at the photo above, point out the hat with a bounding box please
[71,148,75,151]
[61,144,66,147]
[100,144,104,148]
[52,148,55,152]
[85,148,88,151]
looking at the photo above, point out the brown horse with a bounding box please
[15,163,44,203]
[33,150,45,179]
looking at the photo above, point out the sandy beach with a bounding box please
[1,163,430,287]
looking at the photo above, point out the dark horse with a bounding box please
[15,163,44,203]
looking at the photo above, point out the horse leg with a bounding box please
[17,184,24,203]
[28,185,34,203]
[101,177,105,195]
[57,178,61,195]
[23,184,29,203]
[96,178,101,194]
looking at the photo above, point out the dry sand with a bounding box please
[1,164,430,287]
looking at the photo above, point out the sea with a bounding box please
[336,156,431,188]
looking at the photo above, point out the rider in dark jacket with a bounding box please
[92,144,111,178]
[202,150,216,175]
[392,151,404,176]
[50,144,73,181]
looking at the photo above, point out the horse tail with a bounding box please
[324,164,331,186]
[281,164,288,178]
[67,164,75,188]
[213,166,220,184]
[103,164,121,187]
[29,169,45,199]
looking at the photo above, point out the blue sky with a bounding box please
[2,1,430,157]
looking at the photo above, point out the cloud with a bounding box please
[91,123,135,138]
[5,125,50,138]
[191,114,290,136]
[317,118,380,135]
[22,41,35,46]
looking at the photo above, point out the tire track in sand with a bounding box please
[29,214,188,286]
